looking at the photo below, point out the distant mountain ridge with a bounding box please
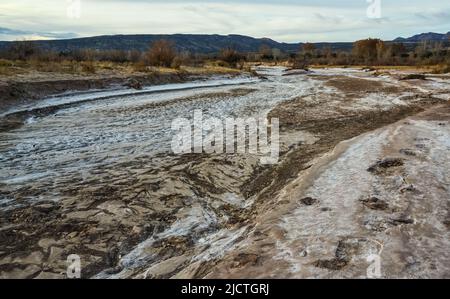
[0,32,448,54]
[0,34,352,54]
[394,32,450,42]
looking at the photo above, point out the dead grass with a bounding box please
[310,64,438,73]
[0,59,243,86]
[431,63,450,74]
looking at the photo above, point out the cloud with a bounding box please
[0,0,449,42]
[0,27,77,40]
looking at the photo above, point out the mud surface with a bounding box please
[0,72,221,114]
[0,66,448,278]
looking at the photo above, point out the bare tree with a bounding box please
[145,39,176,67]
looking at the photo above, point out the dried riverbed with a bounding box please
[0,67,448,278]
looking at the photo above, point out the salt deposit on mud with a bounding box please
[0,66,448,278]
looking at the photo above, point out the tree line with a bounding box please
[0,37,449,72]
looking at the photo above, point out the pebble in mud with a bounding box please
[299,197,319,206]
[399,148,417,157]
[388,215,415,226]
[367,158,404,174]
[359,196,389,211]
[313,239,363,271]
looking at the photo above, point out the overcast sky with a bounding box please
[0,0,449,42]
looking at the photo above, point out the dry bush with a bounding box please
[145,39,176,67]
[291,58,309,70]
[81,61,96,74]
[133,61,149,72]
[219,47,244,68]
[29,60,63,72]
[259,44,274,60]
[0,41,40,60]
[432,63,450,74]
[0,59,14,67]
[352,38,384,64]
[128,50,142,63]
[171,56,183,69]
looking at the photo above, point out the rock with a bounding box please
[367,158,404,174]
[314,258,348,270]
[399,148,417,156]
[389,216,414,225]
[232,253,260,268]
[126,78,143,90]
[33,203,57,213]
[360,197,389,211]
[399,184,419,193]
[299,250,308,257]
[362,66,376,72]
[300,197,318,206]
[314,239,361,270]
[131,226,143,235]
[364,217,390,232]
[66,232,78,239]
[400,74,426,80]
[443,220,450,230]
[38,238,58,251]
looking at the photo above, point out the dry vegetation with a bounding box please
[0,37,449,81]
[0,39,243,81]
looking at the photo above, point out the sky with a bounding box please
[0,0,449,42]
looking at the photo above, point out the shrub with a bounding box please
[432,63,450,74]
[81,61,96,74]
[2,41,41,60]
[145,39,176,67]
[133,61,149,72]
[171,56,183,69]
[219,47,244,68]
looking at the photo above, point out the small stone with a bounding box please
[300,197,318,206]
[360,197,389,211]
[66,232,78,239]
[126,78,143,90]
[132,226,143,235]
[368,158,404,174]
[389,216,414,225]
[38,238,58,251]
[399,149,417,157]
[33,203,56,213]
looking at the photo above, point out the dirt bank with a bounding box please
[0,73,194,113]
